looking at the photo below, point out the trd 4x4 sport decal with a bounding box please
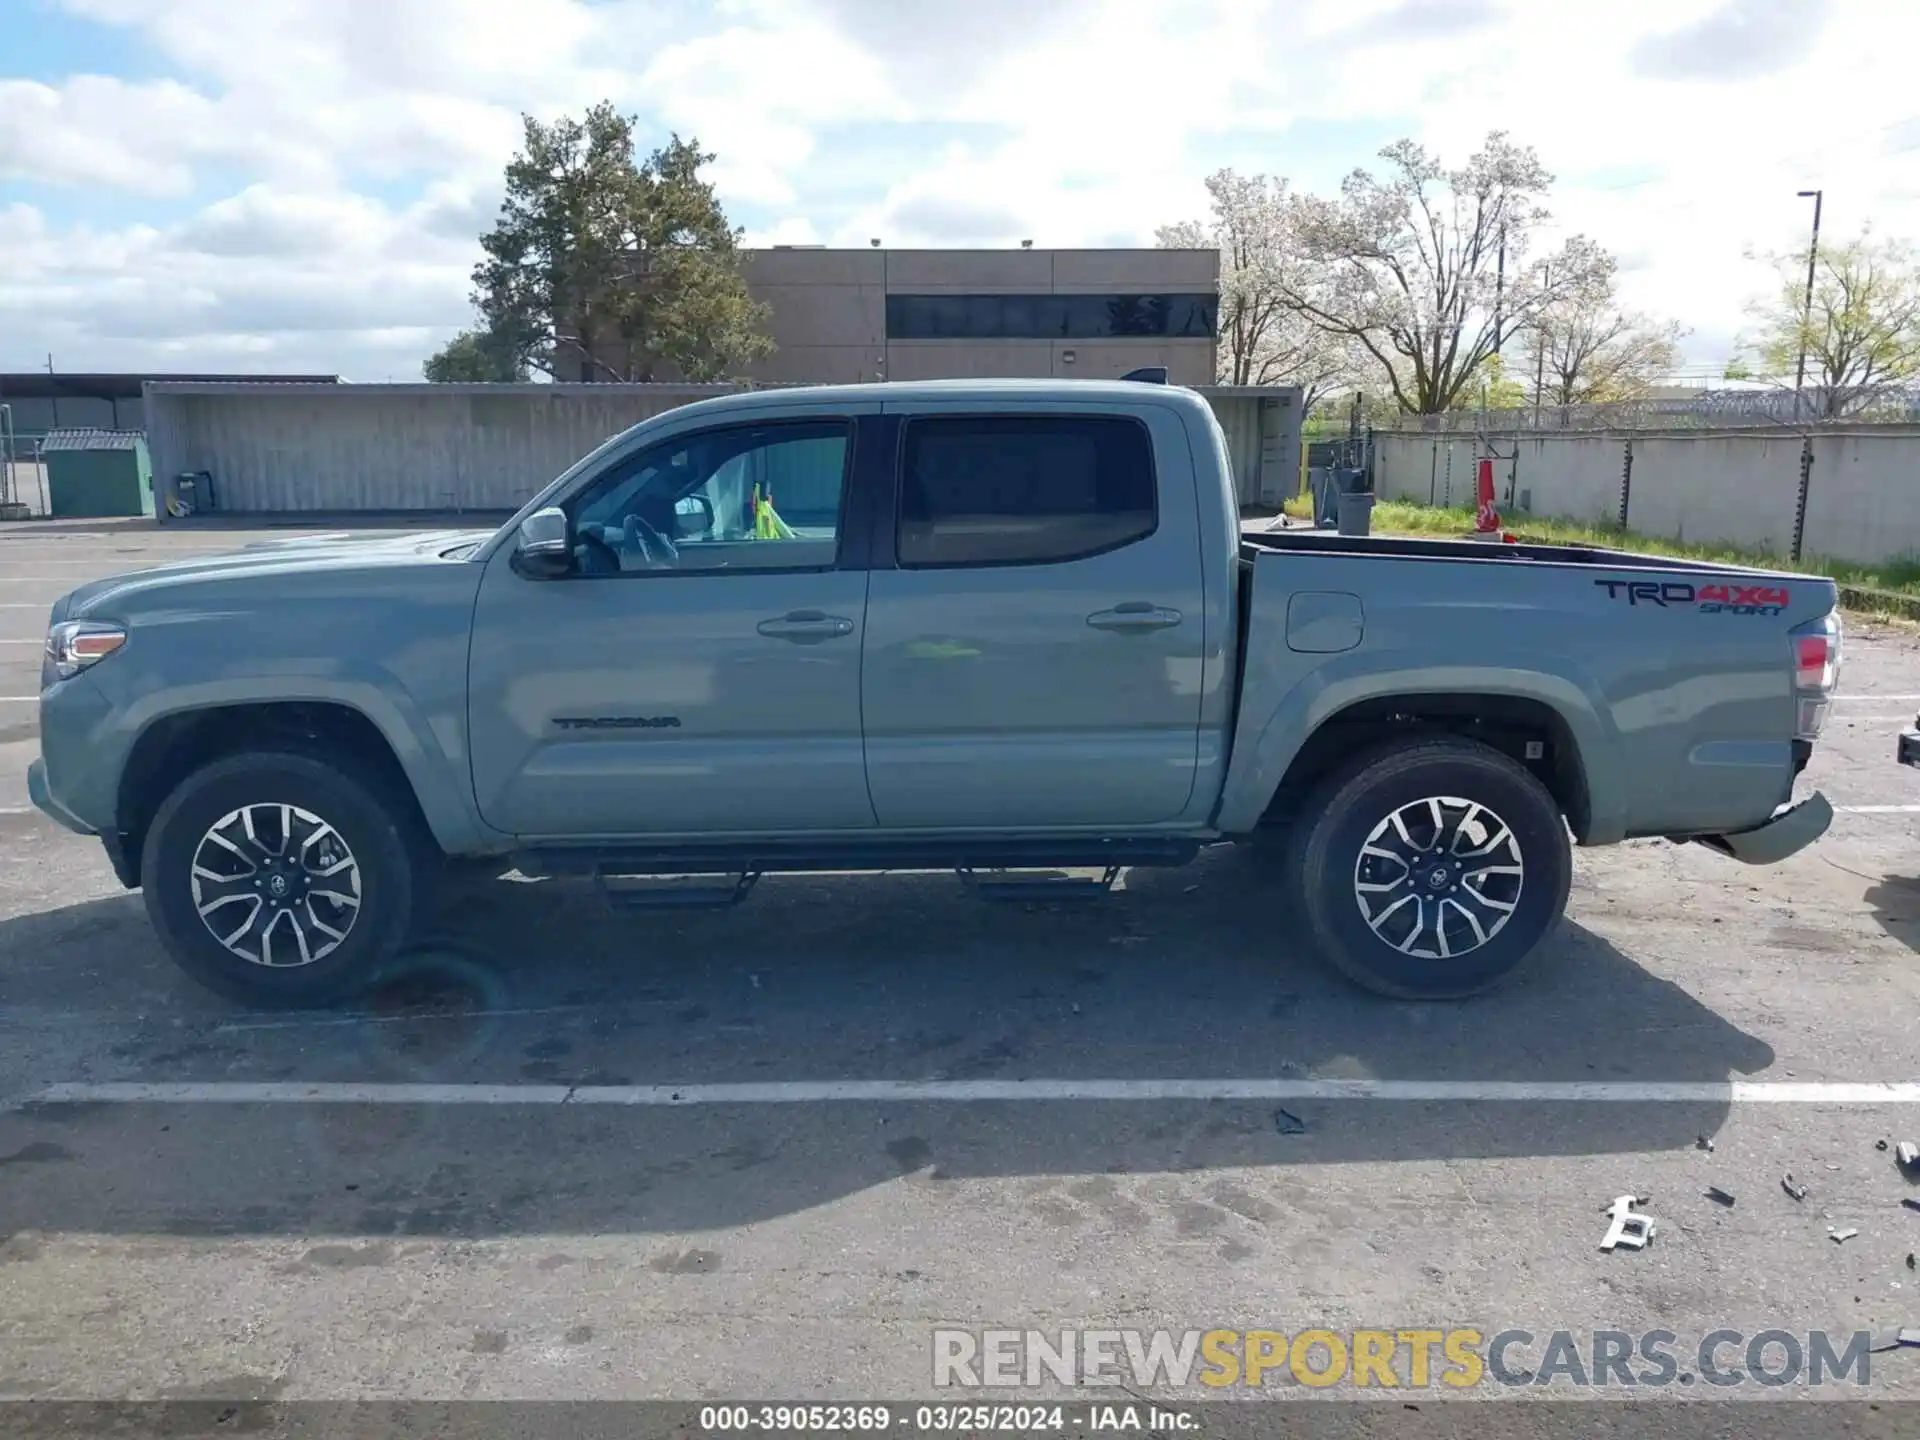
[1593,579,1790,616]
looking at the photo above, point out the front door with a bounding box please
[861,408,1207,829]
[468,415,877,838]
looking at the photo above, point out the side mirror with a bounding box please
[512,506,573,579]
[673,493,715,540]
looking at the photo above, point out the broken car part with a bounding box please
[1600,1195,1656,1252]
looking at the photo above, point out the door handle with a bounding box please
[1087,603,1183,633]
[757,610,855,643]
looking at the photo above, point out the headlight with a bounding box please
[44,620,127,684]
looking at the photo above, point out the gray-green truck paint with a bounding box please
[28,379,1840,1005]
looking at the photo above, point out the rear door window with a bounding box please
[896,415,1157,568]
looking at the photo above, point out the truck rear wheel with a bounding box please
[140,750,427,1008]
[1294,737,1571,999]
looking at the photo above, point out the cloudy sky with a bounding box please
[1,0,1914,381]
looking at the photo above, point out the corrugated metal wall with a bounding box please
[146,384,739,513]
[1202,392,1303,508]
[144,382,1302,516]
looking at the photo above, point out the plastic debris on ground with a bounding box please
[1599,1195,1656,1252]
[1830,1227,1860,1244]
[1782,1174,1809,1202]
[1273,1108,1306,1136]
[1705,1186,1736,1207]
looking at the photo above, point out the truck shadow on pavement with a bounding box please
[0,847,1774,1239]
[1861,873,1920,954]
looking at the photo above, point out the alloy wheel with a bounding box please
[188,802,362,968]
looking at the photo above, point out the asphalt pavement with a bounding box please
[4,519,1920,1432]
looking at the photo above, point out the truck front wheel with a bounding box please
[1295,737,1572,999]
[141,750,428,1008]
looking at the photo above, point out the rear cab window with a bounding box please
[896,415,1157,568]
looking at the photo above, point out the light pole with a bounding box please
[1533,262,1551,423]
[1792,189,1823,425]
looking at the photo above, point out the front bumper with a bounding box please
[27,756,93,835]
[1691,791,1833,866]
[1900,725,1920,768]
[30,756,140,887]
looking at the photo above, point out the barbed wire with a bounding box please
[1380,385,1920,433]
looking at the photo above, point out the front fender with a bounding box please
[101,672,505,855]
[1213,649,1627,842]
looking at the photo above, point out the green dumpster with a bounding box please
[41,430,155,519]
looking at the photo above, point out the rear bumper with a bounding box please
[1691,791,1832,866]
[1900,728,1920,768]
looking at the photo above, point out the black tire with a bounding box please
[1294,736,1572,1000]
[141,750,429,1008]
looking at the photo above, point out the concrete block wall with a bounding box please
[1379,425,1920,566]
[1625,433,1803,554]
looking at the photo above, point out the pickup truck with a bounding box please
[29,378,1841,1008]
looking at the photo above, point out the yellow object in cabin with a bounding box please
[750,483,795,540]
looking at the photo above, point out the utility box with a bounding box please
[41,430,154,519]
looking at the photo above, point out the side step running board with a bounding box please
[595,868,761,910]
[958,865,1123,901]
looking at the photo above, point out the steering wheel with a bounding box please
[622,514,680,569]
[576,526,622,576]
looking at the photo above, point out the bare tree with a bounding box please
[1526,256,1684,405]
[1275,132,1610,414]
[1739,229,1920,417]
[1156,169,1351,407]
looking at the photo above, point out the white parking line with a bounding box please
[1836,694,1920,702]
[23,1079,1920,1107]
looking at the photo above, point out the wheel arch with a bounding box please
[116,699,463,874]
[1222,674,1618,844]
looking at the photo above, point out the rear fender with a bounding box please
[1214,650,1626,841]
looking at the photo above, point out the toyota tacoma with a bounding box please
[30,378,1840,1006]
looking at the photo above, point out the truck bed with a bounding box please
[1241,527,1803,578]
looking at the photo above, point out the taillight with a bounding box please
[1796,634,1834,691]
[1791,611,1841,739]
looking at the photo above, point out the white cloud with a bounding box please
[0,187,475,377]
[2,0,1916,377]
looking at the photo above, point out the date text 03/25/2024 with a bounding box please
[697,1404,1194,1432]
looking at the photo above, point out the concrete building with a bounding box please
[739,247,1220,386]
[552,247,1221,388]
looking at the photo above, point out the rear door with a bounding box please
[467,410,882,838]
[860,404,1207,829]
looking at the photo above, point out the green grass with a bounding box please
[1278,494,1920,617]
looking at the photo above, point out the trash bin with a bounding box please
[41,430,154,519]
[1337,491,1375,536]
